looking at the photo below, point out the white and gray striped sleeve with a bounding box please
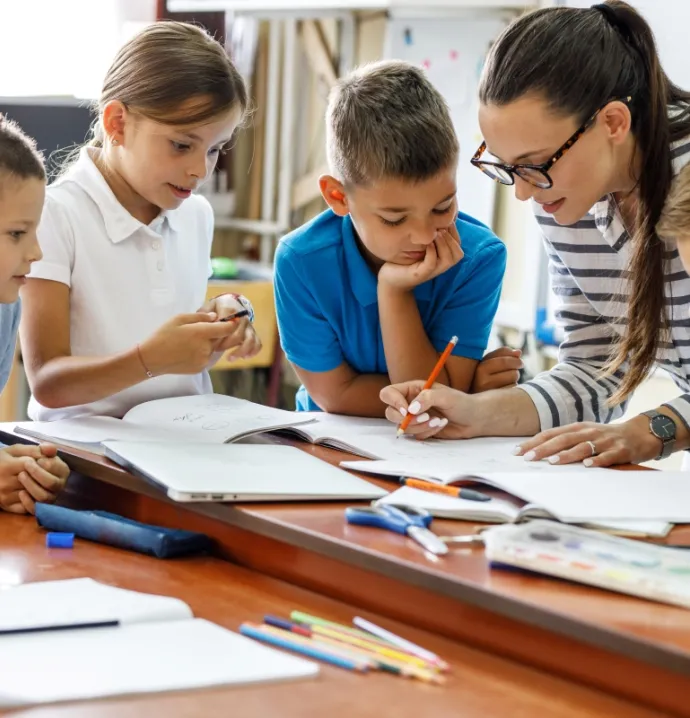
[518,237,629,430]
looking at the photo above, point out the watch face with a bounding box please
[650,414,676,440]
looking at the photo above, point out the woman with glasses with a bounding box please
[379,1,690,468]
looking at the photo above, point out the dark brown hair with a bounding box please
[0,114,45,188]
[479,1,690,405]
[85,21,248,151]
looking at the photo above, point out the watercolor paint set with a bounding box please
[483,520,690,609]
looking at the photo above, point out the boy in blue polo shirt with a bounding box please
[274,60,515,415]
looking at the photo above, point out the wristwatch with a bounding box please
[641,410,677,460]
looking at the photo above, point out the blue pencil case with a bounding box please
[35,504,214,559]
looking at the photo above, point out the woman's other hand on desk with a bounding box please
[471,347,522,393]
[514,417,664,468]
[0,443,69,515]
[380,381,477,440]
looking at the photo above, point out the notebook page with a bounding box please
[340,435,597,479]
[14,418,202,454]
[0,578,192,632]
[0,618,318,707]
[123,394,313,442]
[289,413,392,446]
[480,471,690,522]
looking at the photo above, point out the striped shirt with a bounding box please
[519,137,690,435]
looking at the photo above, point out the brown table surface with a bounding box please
[2,428,690,716]
[0,515,665,718]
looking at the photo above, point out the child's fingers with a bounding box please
[37,456,70,481]
[3,444,44,460]
[434,234,454,267]
[18,490,36,515]
[482,355,524,375]
[418,241,438,272]
[38,443,59,458]
[484,347,521,361]
[18,470,57,503]
[234,328,260,358]
[23,459,66,493]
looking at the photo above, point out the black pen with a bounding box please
[219,309,250,322]
[0,619,119,636]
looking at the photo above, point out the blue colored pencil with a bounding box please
[240,622,369,673]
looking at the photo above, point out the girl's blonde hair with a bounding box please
[658,163,690,240]
[74,21,248,160]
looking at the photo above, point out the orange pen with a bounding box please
[397,335,458,437]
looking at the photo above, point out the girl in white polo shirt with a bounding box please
[19,22,261,421]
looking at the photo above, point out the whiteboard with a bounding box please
[384,16,510,229]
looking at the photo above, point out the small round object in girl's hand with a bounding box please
[46,532,75,549]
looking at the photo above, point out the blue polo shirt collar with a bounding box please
[341,214,432,306]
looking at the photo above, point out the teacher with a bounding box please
[379,0,690,468]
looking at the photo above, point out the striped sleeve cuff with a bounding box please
[661,395,690,436]
[516,382,563,431]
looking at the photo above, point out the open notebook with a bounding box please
[364,468,690,523]
[0,578,317,708]
[102,441,386,502]
[375,486,673,538]
[13,394,315,455]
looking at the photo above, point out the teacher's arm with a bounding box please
[379,244,628,442]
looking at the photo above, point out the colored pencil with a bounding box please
[397,336,458,436]
[353,616,448,671]
[290,621,434,670]
[401,478,490,502]
[289,611,398,644]
[240,622,369,673]
[261,621,443,684]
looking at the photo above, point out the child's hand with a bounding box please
[471,347,523,393]
[0,443,69,515]
[217,322,262,361]
[139,313,250,376]
[378,225,463,291]
[198,294,262,360]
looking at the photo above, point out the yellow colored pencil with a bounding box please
[312,624,435,670]
[261,624,443,684]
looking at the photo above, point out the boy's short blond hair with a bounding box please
[659,163,690,240]
[326,60,459,187]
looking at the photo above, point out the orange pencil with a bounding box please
[397,335,458,437]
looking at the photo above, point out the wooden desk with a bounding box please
[0,515,661,718]
[2,431,690,716]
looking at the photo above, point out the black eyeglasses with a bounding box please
[471,96,632,189]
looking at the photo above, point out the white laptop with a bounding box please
[102,441,387,503]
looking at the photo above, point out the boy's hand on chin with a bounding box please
[378,226,463,291]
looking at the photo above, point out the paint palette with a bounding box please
[483,520,690,609]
